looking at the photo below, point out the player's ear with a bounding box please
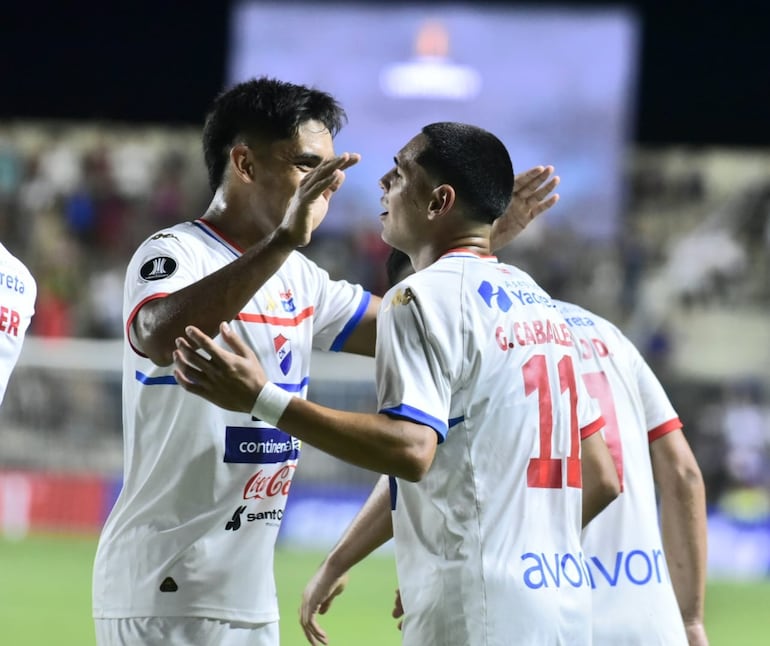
[230,143,255,184]
[427,184,455,220]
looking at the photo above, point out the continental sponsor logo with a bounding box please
[224,426,301,464]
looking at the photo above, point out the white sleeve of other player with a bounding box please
[298,256,370,352]
[375,287,455,441]
[627,338,682,440]
[573,353,605,439]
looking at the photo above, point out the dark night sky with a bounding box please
[1,0,768,146]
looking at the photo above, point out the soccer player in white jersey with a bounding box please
[92,78,562,646]
[556,299,709,646]
[0,242,36,406]
[171,122,620,646]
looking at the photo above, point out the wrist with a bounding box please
[250,382,294,427]
[271,225,301,252]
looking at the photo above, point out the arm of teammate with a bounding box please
[490,165,560,251]
[300,475,393,645]
[651,429,709,646]
[338,295,381,357]
[581,430,621,528]
[135,153,360,366]
[173,322,438,479]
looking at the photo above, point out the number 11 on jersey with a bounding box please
[524,354,582,489]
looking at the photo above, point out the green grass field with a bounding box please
[1,533,768,645]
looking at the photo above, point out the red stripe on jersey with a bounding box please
[125,293,170,357]
[237,306,314,327]
[580,415,605,440]
[648,417,683,443]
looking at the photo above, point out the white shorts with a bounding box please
[94,617,279,646]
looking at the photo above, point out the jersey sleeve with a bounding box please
[301,257,370,352]
[375,283,454,442]
[627,340,682,442]
[574,362,605,440]
[123,230,205,354]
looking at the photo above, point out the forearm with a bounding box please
[136,228,295,364]
[278,398,435,481]
[659,468,708,625]
[652,431,708,626]
[581,431,621,528]
[324,476,393,577]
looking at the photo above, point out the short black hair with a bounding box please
[202,76,347,192]
[416,122,514,224]
[386,247,413,287]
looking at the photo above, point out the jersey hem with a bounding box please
[648,417,682,443]
[92,607,279,624]
[580,415,605,440]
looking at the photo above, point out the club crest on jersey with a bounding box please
[280,290,296,313]
[274,334,292,375]
[140,256,178,281]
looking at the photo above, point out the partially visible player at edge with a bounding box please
[91,76,561,646]
[557,298,709,646]
[172,121,620,645]
[0,241,36,406]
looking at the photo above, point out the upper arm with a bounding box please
[340,295,380,357]
[650,429,703,491]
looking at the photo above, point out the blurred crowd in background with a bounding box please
[0,123,769,539]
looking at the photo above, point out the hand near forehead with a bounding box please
[490,165,560,252]
[282,153,361,247]
[173,321,264,414]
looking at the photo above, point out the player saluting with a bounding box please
[92,76,564,646]
[173,122,619,645]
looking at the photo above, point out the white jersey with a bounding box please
[0,243,36,406]
[556,300,688,645]
[93,219,370,624]
[378,251,604,646]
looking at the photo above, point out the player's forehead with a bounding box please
[394,133,427,169]
[271,118,335,160]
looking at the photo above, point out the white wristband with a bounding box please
[250,382,294,427]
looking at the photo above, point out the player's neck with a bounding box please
[201,187,276,249]
[412,235,492,270]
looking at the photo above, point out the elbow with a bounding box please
[393,432,436,482]
[137,338,174,367]
[600,472,622,506]
[595,466,622,510]
[131,321,174,366]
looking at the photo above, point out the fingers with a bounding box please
[217,321,253,358]
[531,175,560,201]
[300,610,329,646]
[530,193,560,218]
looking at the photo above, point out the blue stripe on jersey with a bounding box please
[330,291,372,352]
[224,426,301,463]
[389,476,398,510]
[192,220,240,258]
[449,416,464,428]
[380,404,448,443]
[275,377,310,392]
[136,371,310,394]
[135,371,177,385]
